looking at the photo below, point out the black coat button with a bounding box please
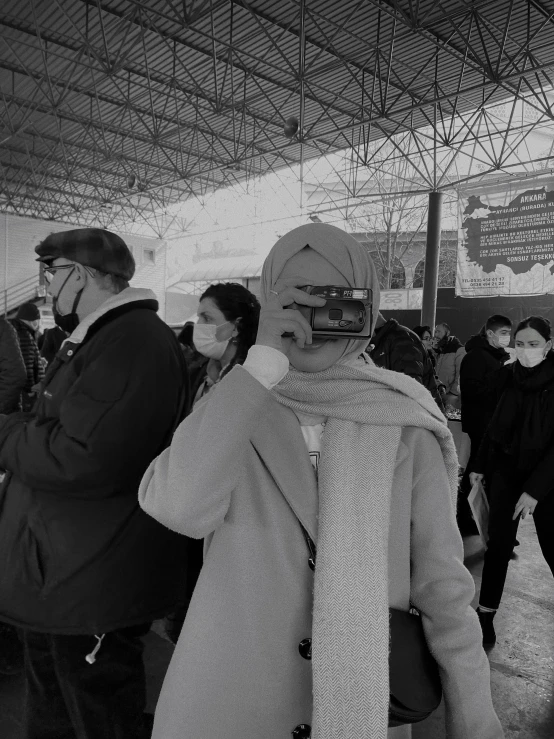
[298,638,312,660]
[292,725,311,738]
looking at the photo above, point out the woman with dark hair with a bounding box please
[411,324,445,411]
[191,282,260,407]
[162,283,260,645]
[471,315,554,647]
[412,324,434,358]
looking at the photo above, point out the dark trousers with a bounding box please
[20,622,151,739]
[479,472,554,610]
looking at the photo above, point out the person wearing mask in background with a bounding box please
[9,302,46,411]
[470,316,554,648]
[434,322,466,409]
[370,314,444,411]
[458,316,512,533]
[162,283,261,646]
[413,324,446,407]
[0,318,27,677]
[138,223,503,739]
[191,282,261,407]
[0,228,190,739]
[413,324,437,369]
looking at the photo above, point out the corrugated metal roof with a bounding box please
[1,0,553,236]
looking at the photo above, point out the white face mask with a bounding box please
[515,346,547,368]
[489,331,512,347]
[193,322,233,360]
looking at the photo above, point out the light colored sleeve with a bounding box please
[138,365,274,539]
[242,344,289,389]
[452,348,466,394]
[409,429,504,739]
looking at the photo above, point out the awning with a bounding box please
[174,255,264,284]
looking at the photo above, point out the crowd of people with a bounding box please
[0,223,551,739]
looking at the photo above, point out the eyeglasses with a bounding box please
[43,264,76,284]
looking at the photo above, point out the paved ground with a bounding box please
[1,516,553,738]
[414,516,554,739]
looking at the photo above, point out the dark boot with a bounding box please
[477,608,497,647]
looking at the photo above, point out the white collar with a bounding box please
[63,287,157,346]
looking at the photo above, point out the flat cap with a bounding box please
[35,228,135,281]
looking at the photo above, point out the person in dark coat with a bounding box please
[0,318,27,676]
[10,302,46,411]
[0,228,190,739]
[0,317,26,414]
[457,315,512,533]
[413,324,446,400]
[433,322,466,408]
[38,324,68,364]
[370,314,445,410]
[470,316,554,648]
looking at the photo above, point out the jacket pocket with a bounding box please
[21,526,47,592]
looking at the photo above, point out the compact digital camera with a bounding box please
[296,285,373,340]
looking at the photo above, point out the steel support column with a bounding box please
[298,0,306,212]
[420,191,443,328]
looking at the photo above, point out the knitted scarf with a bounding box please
[486,352,554,470]
[272,360,459,739]
[260,223,458,736]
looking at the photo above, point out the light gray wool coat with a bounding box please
[138,366,504,739]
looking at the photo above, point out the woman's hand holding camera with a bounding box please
[256,280,326,354]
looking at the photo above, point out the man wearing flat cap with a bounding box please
[0,228,190,738]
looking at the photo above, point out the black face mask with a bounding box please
[52,267,84,334]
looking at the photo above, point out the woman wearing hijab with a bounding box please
[139,224,503,739]
[471,315,554,648]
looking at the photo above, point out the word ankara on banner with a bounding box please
[456,183,554,297]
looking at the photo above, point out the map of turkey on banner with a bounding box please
[456,184,554,297]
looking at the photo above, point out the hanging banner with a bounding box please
[456,183,554,297]
[379,289,423,311]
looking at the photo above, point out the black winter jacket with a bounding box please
[0,294,190,634]
[0,318,26,413]
[10,318,45,411]
[460,334,510,434]
[370,319,444,408]
[472,354,554,501]
[38,326,68,365]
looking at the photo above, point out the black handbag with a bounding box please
[388,607,442,725]
[299,524,442,727]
